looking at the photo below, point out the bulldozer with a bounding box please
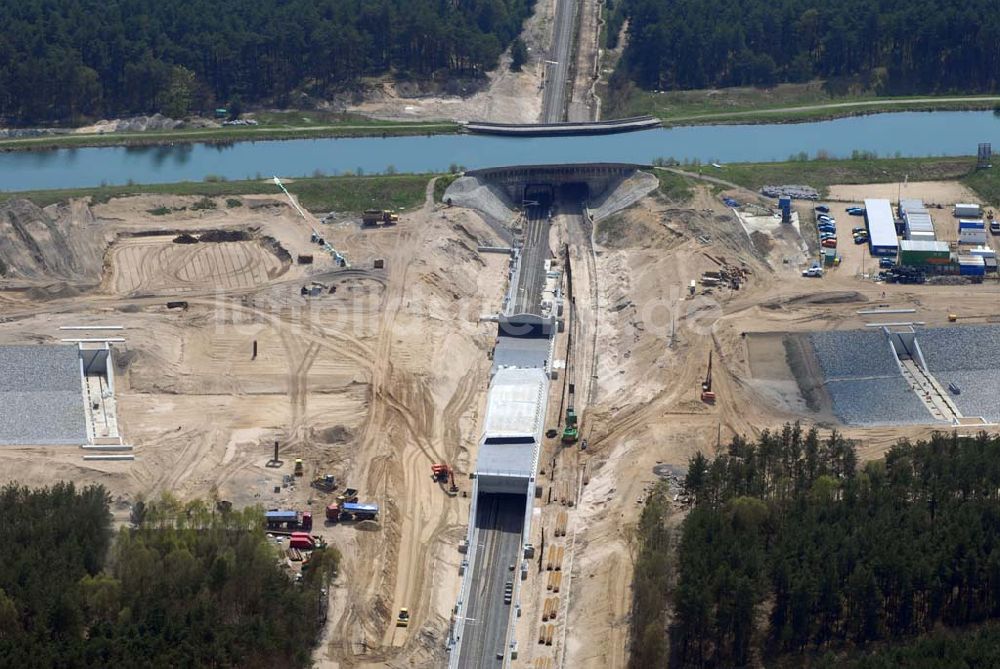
[310,474,337,493]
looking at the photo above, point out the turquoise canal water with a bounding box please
[1,111,999,191]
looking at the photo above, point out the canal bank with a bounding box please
[0,111,998,192]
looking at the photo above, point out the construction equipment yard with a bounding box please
[2,162,1000,669]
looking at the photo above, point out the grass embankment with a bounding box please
[0,173,434,212]
[963,166,1000,206]
[0,112,460,152]
[683,156,977,198]
[610,81,1000,126]
[433,173,461,203]
[655,170,696,201]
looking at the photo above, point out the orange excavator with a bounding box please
[432,464,459,494]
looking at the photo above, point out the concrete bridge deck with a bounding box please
[465,116,661,137]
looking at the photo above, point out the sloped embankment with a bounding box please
[0,199,109,286]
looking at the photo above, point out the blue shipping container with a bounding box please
[959,259,986,276]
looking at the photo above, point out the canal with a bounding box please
[1,111,998,191]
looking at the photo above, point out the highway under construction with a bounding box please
[449,185,570,666]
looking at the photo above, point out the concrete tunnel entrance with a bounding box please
[523,182,590,208]
[467,162,644,209]
[523,184,554,208]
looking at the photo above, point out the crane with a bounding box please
[701,350,716,403]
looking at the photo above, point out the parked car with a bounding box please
[822,238,838,248]
[852,226,867,234]
[846,206,865,216]
[815,205,831,213]
[802,266,824,277]
[820,233,837,241]
[817,214,835,223]
[853,235,869,245]
[879,257,895,268]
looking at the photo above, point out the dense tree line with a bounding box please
[629,426,1000,667]
[826,623,1000,668]
[0,484,338,667]
[629,481,672,668]
[614,0,1000,93]
[0,0,535,124]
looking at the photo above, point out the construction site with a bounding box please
[1,156,1000,669]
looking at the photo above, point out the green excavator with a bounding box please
[561,407,579,443]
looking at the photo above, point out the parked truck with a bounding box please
[326,501,379,522]
[265,509,313,532]
[362,209,399,226]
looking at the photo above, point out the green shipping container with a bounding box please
[899,240,950,266]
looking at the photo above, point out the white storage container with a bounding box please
[954,203,982,218]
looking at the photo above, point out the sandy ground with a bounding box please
[529,182,1000,669]
[348,0,556,124]
[827,180,982,207]
[0,182,515,669]
[4,171,999,669]
[568,0,602,122]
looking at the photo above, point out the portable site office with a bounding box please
[864,199,899,256]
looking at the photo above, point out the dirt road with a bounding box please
[667,95,1000,123]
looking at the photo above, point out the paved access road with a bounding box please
[457,493,526,668]
[541,0,578,123]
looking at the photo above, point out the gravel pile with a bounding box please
[826,378,942,425]
[0,345,87,445]
[810,330,901,380]
[917,325,1000,421]
[760,185,819,199]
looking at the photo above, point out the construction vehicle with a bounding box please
[701,351,716,403]
[362,209,399,226]
[324,488,359,520]
[396,608,410,628]
[310,474,337,493]
[265,510,313,532]
[561,408,578,444]
[326,501,378,522]
[294,459,304,476]
[431,464,460,494]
